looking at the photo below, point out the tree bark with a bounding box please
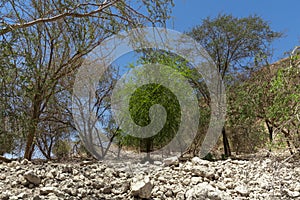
[24,126,36,160]
[140,138,153,163]
[265,120,273,143]
[222,126,231,157]
[24,96,41,160]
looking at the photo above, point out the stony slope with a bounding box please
[0,155,299,200]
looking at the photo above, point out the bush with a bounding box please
[52,140,71,160]
[0,130,15,155]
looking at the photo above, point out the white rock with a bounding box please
[153,161,163,166]
[257,174,270,189]
[16,192,28,199]
[216,182,227,190]
[8,161,19,167]
[9,196,18,200]
[185,188,195,200]
[235,185,249,196]
[190,176,202,185]
[186,182,221,199]
[47,194,59,200]
[40,187,57,195]
[191,157,210,166]
[176,191,185,200]
[21,159,29,165]
[24,170,41,185]
[131,176,153,199]
[163,156,179,166]
[46,171,54,179]
[182,178,190,186]
[287,190,300,198]
[294,182,300,191]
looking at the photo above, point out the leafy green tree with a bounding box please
[115,51,206,161]
[187,14,282,157]
[128,83,181,162]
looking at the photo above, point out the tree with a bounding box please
[187,14,282,157]
[227,53,299,155]
[127,83,181,162]
[0,0,174,160]
[114,51,205,161]
[265,55,299,154]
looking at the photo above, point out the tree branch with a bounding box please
[0,0,118,35]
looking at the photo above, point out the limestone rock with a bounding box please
[163,156,179,166]
[23,170,41,185]
[40,187,58,195]
[131,176,153,199]
[0,152,299,199]
[235,185,249,196]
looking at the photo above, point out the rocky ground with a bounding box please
[0,153,299,200]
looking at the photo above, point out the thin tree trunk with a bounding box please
[146,138,151,161]
[24,97,41,160]
[265,120,273,143]
[117,143,122,159]
[141,138,153,163]
[282,129,294,155]
[222,126,231,157]
[35,137,52,160]
[265,119,273,152]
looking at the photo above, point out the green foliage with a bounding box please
[268,67,299,122]
[187,14,282,78]
[186,13,282,156]
[127,83,181,151]
[203,152,215,161]
[117,51,203,158]
[52,140,71,159]
[0,0,174,160]
[227,55,300,154]
[0,131,14,155]
[267,60,300,151]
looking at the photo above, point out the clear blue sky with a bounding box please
[168,0,300,62]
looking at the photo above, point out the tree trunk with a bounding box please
[146,138,152,161]
[24,99,41,160]
[24,127,36,160]
[222,126,231,157]
[140,138,153,163]
[265,119,273,152]
[35,137,52,160]
[282,129,294,155]
[265,120,273,142]
[117,143,122,159]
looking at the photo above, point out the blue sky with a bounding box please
[168,0,300,62]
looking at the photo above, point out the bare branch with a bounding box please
[0,0,118,35]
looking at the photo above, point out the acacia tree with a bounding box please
[187,14,282,157]
[0,0,174,160]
